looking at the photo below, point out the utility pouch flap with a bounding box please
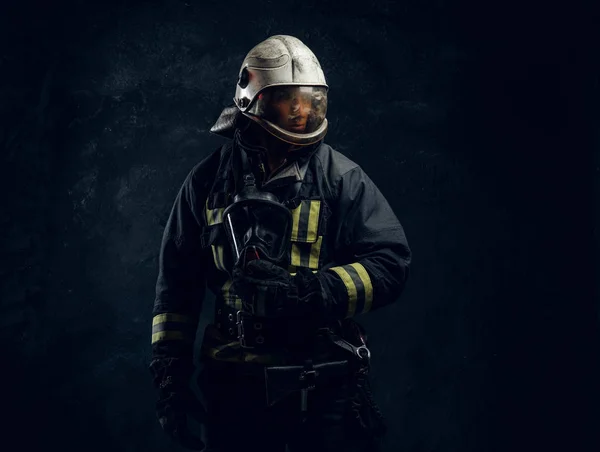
[264,360,349,406]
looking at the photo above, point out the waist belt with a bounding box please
[215,304,320,349]
[209,307,373,418]
[215,305,371,367]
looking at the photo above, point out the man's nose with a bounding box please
[291,99,300,112]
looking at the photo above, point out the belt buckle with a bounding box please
[299,369,318,390]
[236,310,254,349]
[299,369,318,413]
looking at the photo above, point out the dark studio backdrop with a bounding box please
[1,0,598,451]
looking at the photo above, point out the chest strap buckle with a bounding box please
[236,310,254,349]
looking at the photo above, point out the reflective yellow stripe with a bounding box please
[243,352,273,363]
[205,341,237,359]
[290,240,323,269]
[205,199,224,225]
[329,266,358,317]
[290,204,302,241]
[349,262,373,313]
[329,262,373,317]
[206,199,226,271]
[306,201,320,241]
[151,331,185,344]
[151,313,196,344]
[306,201,321,242]
[204,344,280,364]
[152,313,193,326]
[212,245,225,271]
[221,279,233,307]
[309,236,323,269]
[221,279,242,309]
[222,279,233,295]
[291,243,302,267]
[288,200,323,269]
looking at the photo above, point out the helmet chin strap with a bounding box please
[242,123,294,174]
[246,122,295,153]
[263,132,298,161]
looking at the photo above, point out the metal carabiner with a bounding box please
[355,344,371,361]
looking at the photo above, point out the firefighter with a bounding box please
[149,35,411,451]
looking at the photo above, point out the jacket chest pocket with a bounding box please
[202,202,230,273]
[288,199,328,271]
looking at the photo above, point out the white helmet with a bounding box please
[233,35,329,146]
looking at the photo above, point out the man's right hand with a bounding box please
[156,385,206,450]
[150,358,206,450]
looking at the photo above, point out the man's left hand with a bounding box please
[232,260,307,318]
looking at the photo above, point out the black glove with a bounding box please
[232,259,326,319]
[150,358,206,451]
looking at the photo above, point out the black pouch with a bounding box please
[347,369,387,445]
[264,359,350,406]
[333,320,388,443]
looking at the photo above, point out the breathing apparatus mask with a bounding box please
[223,148,292,271]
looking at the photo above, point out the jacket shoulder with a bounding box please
[313,142,360,188]
[186,144,229,191]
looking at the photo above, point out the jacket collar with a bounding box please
[230,128,320,190]
[234,128,321,166]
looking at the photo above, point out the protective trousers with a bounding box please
[197,359,382,452]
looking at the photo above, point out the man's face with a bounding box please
[264,86,314,133]
[247,85,327,145]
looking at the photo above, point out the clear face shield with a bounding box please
[245,85,328,146]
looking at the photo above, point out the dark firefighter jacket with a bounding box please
[151,128,411,367]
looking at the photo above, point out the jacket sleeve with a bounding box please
[316,166,411,320]
[151,167,207,363]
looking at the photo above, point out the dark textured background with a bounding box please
[1,0,598,451]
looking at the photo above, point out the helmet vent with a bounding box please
[238,67,250,89]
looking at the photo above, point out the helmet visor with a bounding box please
[247,85,328,136]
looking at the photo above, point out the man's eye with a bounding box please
[274,91,290,101]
